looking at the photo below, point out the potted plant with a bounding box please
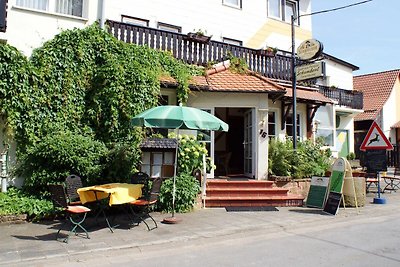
[257,46,277,57]
[185,29,212,43]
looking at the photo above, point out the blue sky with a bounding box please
[311,0,398,75]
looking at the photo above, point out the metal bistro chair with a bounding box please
[48,184,91,243]
[65,174,83,205]
[129,177,162,231]
[130,171,150,197]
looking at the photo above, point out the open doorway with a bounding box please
[214,108,251,178]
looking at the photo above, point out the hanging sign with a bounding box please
[360,121,393,151]
[296,39,324,61]
[296,62,325,81]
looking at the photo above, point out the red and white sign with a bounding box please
[360,121,393,151]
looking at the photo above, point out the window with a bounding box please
[268,111,276,139]
[314,106,334,146]
[16,0,85,17]
[157,22,181,33]
[285,113,300,138]
[141,151,175,178]
[222,0,242,9]
[267,0,299,24]
[121,15,149,27]
[222,37,243,46]
[0,0,7,32]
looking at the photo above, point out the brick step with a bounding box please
[206,187,289,197]
[204,195,304,207]
[206,179,274,189]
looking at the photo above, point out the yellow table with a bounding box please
[78,183,143,205]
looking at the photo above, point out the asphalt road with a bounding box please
[12,210,400,267]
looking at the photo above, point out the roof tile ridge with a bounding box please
[205,61,231,76]
[354,69,400,78]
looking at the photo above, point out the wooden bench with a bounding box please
[382,168,400,193]
[365,173,381,193]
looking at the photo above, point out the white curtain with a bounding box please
[16,0,48,11]
[55,0,82,17]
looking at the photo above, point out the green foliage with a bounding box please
[0,23,199,196]
[168,132,213,175]
[17,129,108,196]
[158,173,200,213]
[100,141,142,184]
[0,187,53,221]
[226,51,248,74]
[347,152,356,160]
[268,139,331,179]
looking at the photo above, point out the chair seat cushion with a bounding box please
[67,205,91,213]
[130,199,157,206]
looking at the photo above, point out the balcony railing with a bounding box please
[106,20,363,110]
[107,20,292,80]
[318,86,363,110]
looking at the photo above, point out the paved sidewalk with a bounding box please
[1,192,399,266]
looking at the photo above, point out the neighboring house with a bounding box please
[0,0,363,182]
[353,69,400,166]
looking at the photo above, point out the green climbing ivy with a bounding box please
[0,23,200,195]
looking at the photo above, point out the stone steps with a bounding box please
[205,179,304,208]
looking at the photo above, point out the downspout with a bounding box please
[99,0,106,29]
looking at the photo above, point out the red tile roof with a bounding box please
[278,84,333,104]
[392,120,400,129]
[161,61,331,104]
[353,69,400,121]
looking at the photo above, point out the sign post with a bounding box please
[360,121,394,204]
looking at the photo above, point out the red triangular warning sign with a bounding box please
[360,121,393,151]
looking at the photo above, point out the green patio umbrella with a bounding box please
[131,105,228,131]
[132,105,229,223]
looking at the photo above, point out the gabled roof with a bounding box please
[353,69,400,121]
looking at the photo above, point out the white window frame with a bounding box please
[15,0,86,18]
[157,22,182,33]
[121,15,149,27]
[285,113,301,139]
[268,111,277,139]
[222,0,242,9]
[267,0,299,25]
[222,37,243,46]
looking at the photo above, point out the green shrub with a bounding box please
[168,132,214,176]
[17,129,108,196]
[268,139,331,179]
[158,173,200,213]
[0,187,53,221]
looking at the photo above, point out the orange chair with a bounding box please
[129,177,162,231]
[49,184,91,243]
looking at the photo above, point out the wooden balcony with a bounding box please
[106,20,363,110]
[318,86,363,110]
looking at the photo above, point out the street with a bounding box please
[10,208,400,267]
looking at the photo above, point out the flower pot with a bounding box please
[185,33,211,44]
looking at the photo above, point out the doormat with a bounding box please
[225,206,279,212]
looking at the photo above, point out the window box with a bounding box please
[256,48,277,57]
[185,32,211,44]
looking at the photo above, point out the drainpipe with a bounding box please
[99,0,106,29]
[1,145,8,193]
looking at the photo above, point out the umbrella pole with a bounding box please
[162,132,181,224]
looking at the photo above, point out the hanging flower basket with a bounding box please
[185,32,211,44]
[257,48,276,57]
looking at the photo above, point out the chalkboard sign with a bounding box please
[323,192,342,215]
[365,150,387,173]
[306,176,329,208]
